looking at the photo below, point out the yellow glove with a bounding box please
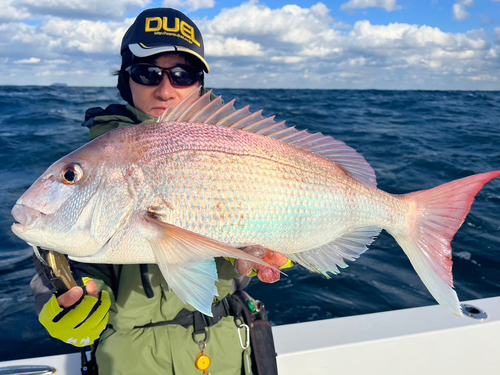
[277,258,294,270]
[229,258,294,277]
[39,278,110,347]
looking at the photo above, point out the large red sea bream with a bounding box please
[11,89,500,316]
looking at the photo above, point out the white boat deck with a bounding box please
[1,296,499,374]
[274,296,500,374]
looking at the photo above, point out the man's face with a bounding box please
[129,54,201,118]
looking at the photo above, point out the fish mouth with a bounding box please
[11,204,44,233]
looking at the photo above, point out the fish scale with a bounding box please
[124,118,366,261]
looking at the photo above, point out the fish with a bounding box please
[11,89,500,317]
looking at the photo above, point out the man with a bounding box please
[32,8,288,374]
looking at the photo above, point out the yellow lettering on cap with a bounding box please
[162,17,180,32]
[180,21,200,47]
[144,16,200,47]
[145,17,162,32]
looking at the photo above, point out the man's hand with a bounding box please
[39,278,110,347]
[235,245,293,283]
[57,279,99,308]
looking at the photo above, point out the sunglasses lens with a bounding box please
[129,66,163,86]
[169,67,199,87]
[128,65,200,87]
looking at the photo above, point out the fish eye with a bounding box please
[64,170,76,182]
[61,163,83,185]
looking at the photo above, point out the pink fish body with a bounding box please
[12,90,500,316]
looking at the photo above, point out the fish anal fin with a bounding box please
[289,227,381,277]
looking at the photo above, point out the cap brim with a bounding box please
[128,43,210,73]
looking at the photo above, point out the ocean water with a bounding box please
[1,86,499,361]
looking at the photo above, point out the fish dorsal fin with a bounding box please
[157,88,211,123]
[158,88,377,188]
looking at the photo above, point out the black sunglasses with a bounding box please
[125,64,201,87]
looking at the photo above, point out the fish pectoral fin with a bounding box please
[288,227,381,278]
[144,215,276,263]
[144,215,275,315]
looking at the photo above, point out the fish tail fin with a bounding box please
[391,171,500,317]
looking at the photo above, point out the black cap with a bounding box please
[121,8,209,73]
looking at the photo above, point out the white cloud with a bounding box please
[0,0,31,20]
[202,2,334,43]
[162,0,215,11]
[467,74,497,81]
[270,55,306,64]
[486,48,497,58]
[0,22,55,58]
[207,37,264,56]
[343,21,488,72]
[19,0,151,19]
[453,0,474,21]
[45,59,69,64]
[201,0,340,71]
[433,50,475,59]
[348,57,366,66]
[40,18,130,54]
[14,57,41,64]
[453,4,469,21]
[339,72,360,78]
[494,26,500,44]
[347,21,460,50]
[341,0,402,12]
[198,2,496,89]
[37,69,87,77]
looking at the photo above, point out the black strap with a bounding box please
[80,347,98,375]
[192,311,209,346]
[139,264,154,299]
[134,308,195,329]
[134,297,233,330]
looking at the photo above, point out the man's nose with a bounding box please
[154,74,175,100]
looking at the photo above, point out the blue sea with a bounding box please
[1,87,499,361]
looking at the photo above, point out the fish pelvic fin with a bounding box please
[288,227,381,277]
[160,260,219,316]
[392,171,500,317]
[143,215,275,315]
[157,88,377,189]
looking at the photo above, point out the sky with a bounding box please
[1,0,499,90]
